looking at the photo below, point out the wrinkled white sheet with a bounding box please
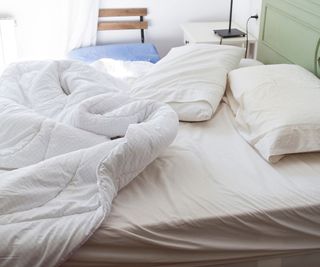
[0,61,178,267]
[63,103,320,267]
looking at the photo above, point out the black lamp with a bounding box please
[214,0,246,38]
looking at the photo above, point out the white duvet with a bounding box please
[0,61,178,267]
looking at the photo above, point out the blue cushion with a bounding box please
[68,43,160,63]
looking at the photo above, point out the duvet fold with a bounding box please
[0,60,178,267]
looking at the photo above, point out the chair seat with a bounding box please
[68,43,160,63]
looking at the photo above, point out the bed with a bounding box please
[62,0,320,266]
[1,0,320,267]
[68,8,160,63]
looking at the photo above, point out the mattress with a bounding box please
[63,103,320,267]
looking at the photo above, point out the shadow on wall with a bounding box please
[150,37,184,58]
[97,29,185,57]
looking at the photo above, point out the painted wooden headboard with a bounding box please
[257,0,320,77]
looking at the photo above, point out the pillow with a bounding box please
[170,101,212,122]
[238,58,263,68]
[130,44,244,122]
[227,64,320,163]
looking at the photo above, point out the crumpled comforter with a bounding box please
[0,60,178,267]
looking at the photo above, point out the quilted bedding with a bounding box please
[0,61,178,267]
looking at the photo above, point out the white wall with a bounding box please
[0,0,263,60]
[98,0,263,57]
[98,0,230,56]
[233,0,262,39]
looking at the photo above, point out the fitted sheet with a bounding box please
[63,103,320,267]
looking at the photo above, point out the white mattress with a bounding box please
[63,103,320,267]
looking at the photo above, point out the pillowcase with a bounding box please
[130,44,244,122]
[227,64,320,163]
[238,58,263,68]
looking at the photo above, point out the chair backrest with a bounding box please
[98,8,148,43]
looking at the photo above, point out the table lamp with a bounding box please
[214,0,246,38]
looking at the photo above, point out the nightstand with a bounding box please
[181,22,257,58]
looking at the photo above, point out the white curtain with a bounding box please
[0,18,17,72]
[3,0,99,60]
[66,0,100,52]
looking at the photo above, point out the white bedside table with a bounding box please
[181,22,258,58]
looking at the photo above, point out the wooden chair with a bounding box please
[68,8,160,63]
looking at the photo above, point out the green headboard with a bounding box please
[257,0,320,78]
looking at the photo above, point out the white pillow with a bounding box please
[170,101,212,122]
[238,58,263,68]
[228,64,320,163]
[130,44,244,122]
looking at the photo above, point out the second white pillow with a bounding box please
[228,64,320,163]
